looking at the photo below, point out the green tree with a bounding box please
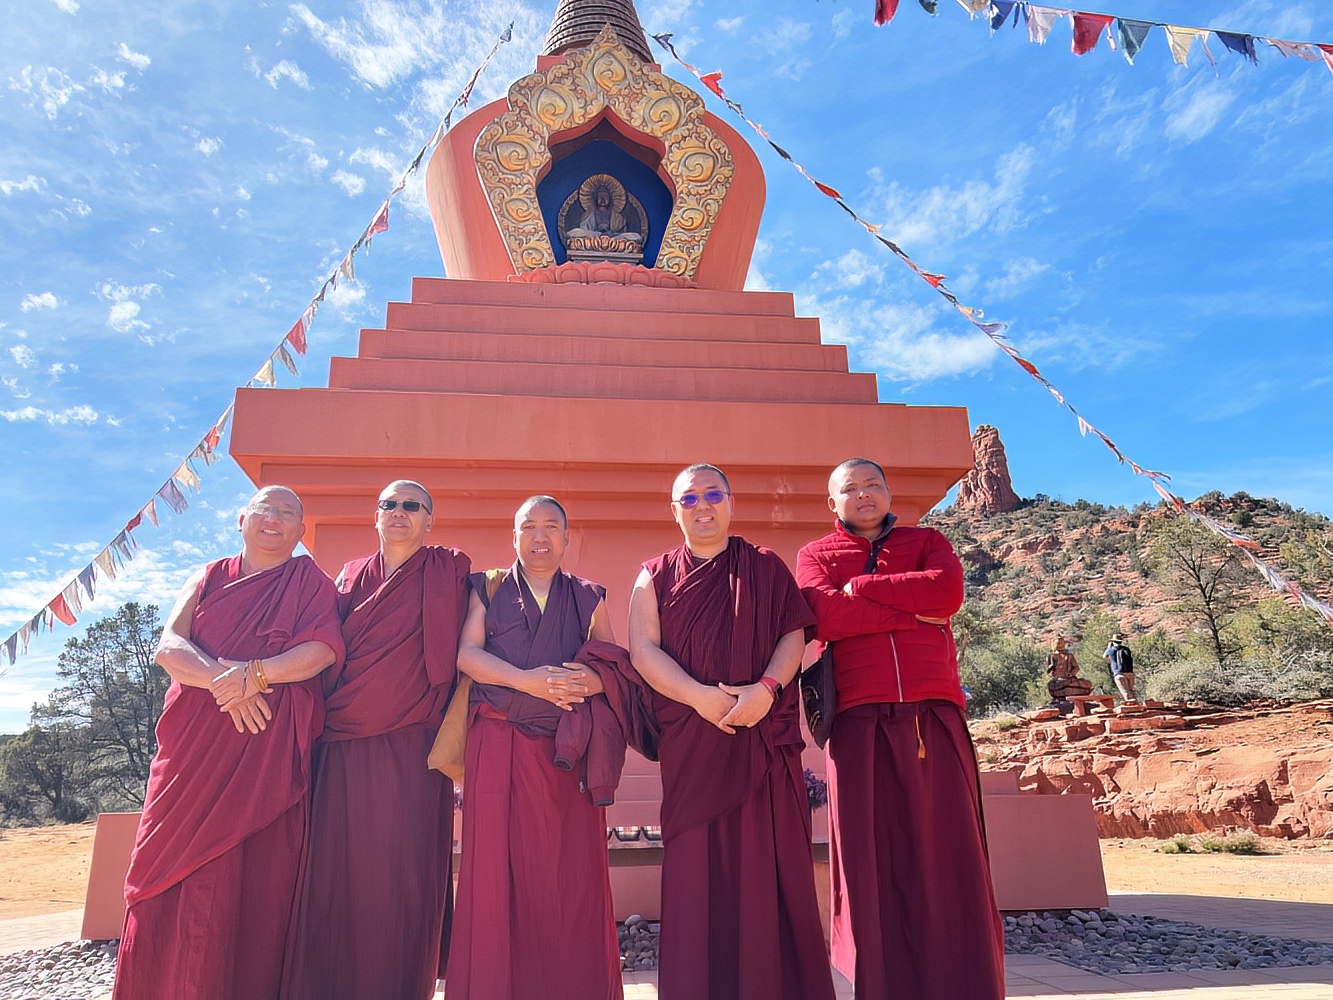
[0,722,94,823]
[42,602,166,805]
[1145,517,1248,667]
[960,633,1046,717]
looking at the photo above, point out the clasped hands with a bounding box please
[693,681,774,735]
[526,663,604,712]
[211,659,272,734]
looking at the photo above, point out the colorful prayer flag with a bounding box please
[1117,19,1153,64]
[875,0,901,27]
[3,633,16,666]
[277,344,300,378]
[1320,45,1333,75]
[141,499,159,527]
[1166,26,1214,67]
[95,548,118,580]
[61,580,83,614]
[174,462,202,491]
[252,358,277,388]
[990,1,1018,32]
[286,317,308,356]
[1268,40,1318,61]
[1026,6,1069,46]
[1216,31,1258,64]
[50,593,76,627]
[955,0,990,15]
[78,564,98,600]
[369,202,390,238]
[157,479,189,514]
[1071,13,1114,55]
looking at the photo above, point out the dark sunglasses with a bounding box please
[378,499,429,513]
[674,489,729,509]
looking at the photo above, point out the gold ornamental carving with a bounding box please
[474,26,735,280]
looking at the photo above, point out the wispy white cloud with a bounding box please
[325,277,367,314]
[97,281,161,335]
[258,59,312,90]
[984,257,1052,300]
[307,151,329,172]
[1163,80,1236,144]
[715,17,743,32]
[88,68,127,94]
[1,375,31,399]
[195,136,223,156]
[757,19,812,79]
[48,0,79,13]
[116,42,151,72]
[9,65,85,119]
[9,345,38,369]
[869,143,1036,251]
[0,404,109,425]
[0,175,46,196]
[20,292,59,312]
[831,8,856,39]
[348,146,398,177]
[331,169,367,196]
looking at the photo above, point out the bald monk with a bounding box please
[629,464,835,1000]
[445,495,648,1000]
[796,458,1004,999]
[283,481,470,1000]
[113,486,344,1000]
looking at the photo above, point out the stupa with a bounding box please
[230,2,971,599]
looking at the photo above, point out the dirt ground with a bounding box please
[1,823,1330,923]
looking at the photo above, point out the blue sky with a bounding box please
[3,0,1332,730]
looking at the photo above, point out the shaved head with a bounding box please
[379,479,433,514]
[247,484,303,516]
[828,458,885,495]
[515,494,567,529]
[673,463,730,497]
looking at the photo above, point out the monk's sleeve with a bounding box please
[576,639,659,762]
[845,529,964,618]
[292,562,347,670]
[767,551,818,638]
[795,544,918,642]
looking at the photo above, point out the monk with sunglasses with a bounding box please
[629,464,835,1000]
[284,480,471,1000]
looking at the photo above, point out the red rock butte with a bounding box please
[230,5,972,605]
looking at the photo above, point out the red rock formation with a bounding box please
[956,424,1022,515]
[981,701,1333,839]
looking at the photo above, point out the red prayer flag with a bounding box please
[1320,44,1333,75]
[814,180,843,199]
[286,317,308,356]
[204,424,222,452]
[700,71,725,98]
[369,203,389,237]
[1072,13,1114,55]
[50,594,77,627]
[1016,357,1041,378]
[875,0,901,27]
[125,512,143,533]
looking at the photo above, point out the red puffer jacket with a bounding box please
[796,519,965,711]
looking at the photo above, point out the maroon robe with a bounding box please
[645,538,834,1000]
[113,556,344,1000]
[827,701,1006,999]
[282,545,470,1000]
[445,565,624,1000]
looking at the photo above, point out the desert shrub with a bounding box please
[1197,831,1262,855]
[1159,835,1193,854]
[1145,657,1333,706]
[961,634,1047,718]
[994,714,1022,731]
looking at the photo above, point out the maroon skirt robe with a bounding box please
[113,556,344,1000]
[445,566,625,1000]
[282,546,470,1000]
[646,538,835,1000]
[827,700,1006,1000]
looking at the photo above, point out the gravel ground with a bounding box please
[0,940,116,1000]
[3,909,1332,997]
[1005,908,1333,975]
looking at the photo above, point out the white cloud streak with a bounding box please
[20,292,59,312]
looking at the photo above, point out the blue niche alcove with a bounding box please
[537,137,674,267]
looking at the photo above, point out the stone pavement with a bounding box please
[4,893,1331,999]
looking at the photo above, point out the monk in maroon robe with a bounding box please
[629,465,835,1000]
[797,458,1005,1000]
[283,480,470,1000]
[446,495,636,1000]
[113,486,344,1000]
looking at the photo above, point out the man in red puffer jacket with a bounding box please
[796,458,1004,1000]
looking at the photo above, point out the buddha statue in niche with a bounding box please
[559,173,648,264]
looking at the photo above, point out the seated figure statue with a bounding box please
[1046,637,1093,704]
[561,174,646,264]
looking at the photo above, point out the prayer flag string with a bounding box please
[0,26,514,666]
[878,1,1333,74]
[652,31,1333,629]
